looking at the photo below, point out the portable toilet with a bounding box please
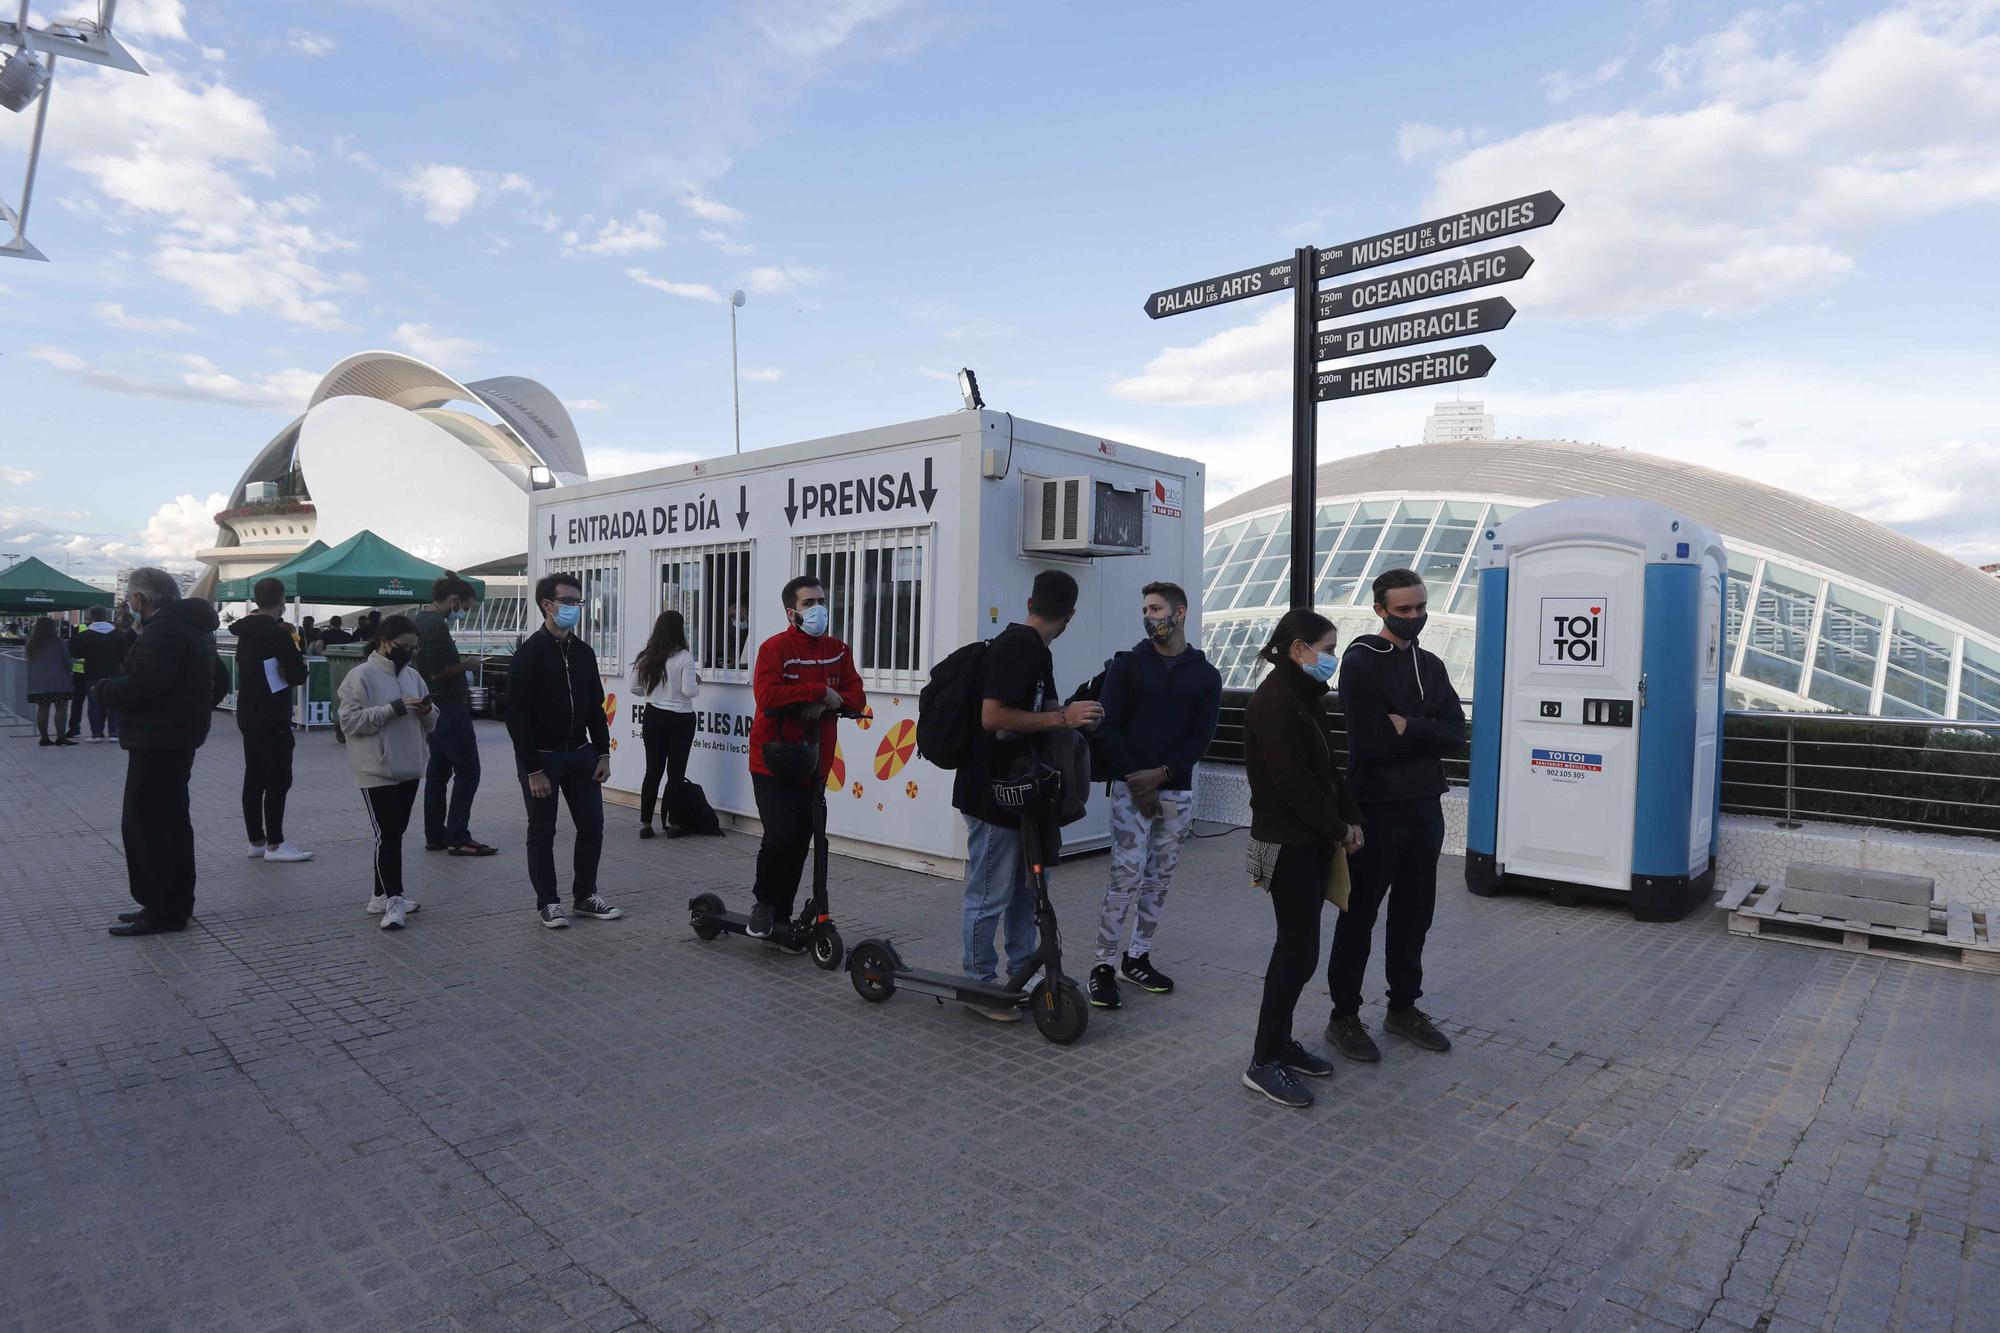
[1464,496,1726,921]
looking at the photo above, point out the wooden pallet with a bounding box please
[1716,878,2000,975]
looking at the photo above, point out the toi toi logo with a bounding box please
[1541,598,1607,667]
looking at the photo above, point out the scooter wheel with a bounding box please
[848,942,896,1002]
[1031,979,1089,1045]
[689,892,724,941]
[812,924,844,972]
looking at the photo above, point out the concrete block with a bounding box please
[1784,861,1934,905]
[1775,886,1932,931]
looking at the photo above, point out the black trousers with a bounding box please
[751,772,816,918]
[362,780,419,900]
[65,673,87,735]
[639,708,696,827]
[1253,841,1329,1064]
[241,726,295,846]
[122,748,197,926]
[1328,797,1446,1017]
[520,748,604,909]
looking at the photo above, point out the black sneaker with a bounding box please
[1120,952,1174,994]
[1326,1013,1382,1063]
[1279,1040,1336,1078]
[1384,1006,1452,1052]
[639,825,655,840]
[746,902,775,938]
[1241,1061,1313,1108]
[572,896,624,921]
[1087,964,1121,1009]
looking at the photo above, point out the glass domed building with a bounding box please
[1201,439,2000,720]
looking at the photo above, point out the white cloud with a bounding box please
[680,186,746,224]
[564,211,667,256]
[0,58,362,329]
[700,228,755,256]
[625,267,723,303]
[1415,3,2000,321]
[1396,122,1467,162]
[389,323,493,368]
[1540,56,1627,102]
[288,30,336,57]
[740,367,782,382]
[115,0,190,41]
[564,398,609,413]
[27,346,319,409]
[394,163,536,225]
[1112,302,1292,407]
[0,466,34,485]
[744,264,824,294]
[751,0,907,63]
[93,302,198,335]
[118,491,233,566]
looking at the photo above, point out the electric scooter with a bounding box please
[687,706,851,972]
[844,762,1088,1045]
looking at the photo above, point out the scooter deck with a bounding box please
[700,909,815,947]
[889,964,1029,1009]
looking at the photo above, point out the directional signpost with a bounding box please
[1144,191,1562,607]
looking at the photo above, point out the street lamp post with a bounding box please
[729,289,746,455]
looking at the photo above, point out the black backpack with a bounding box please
[668,780,724,836]
[1067,651,1138,783]
[916,639,990,770]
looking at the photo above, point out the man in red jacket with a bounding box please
[747,575,867,940]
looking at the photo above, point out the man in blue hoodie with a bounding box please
[1087,581,1222,1009]
[1326,568,1466,1060]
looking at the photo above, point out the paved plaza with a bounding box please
[1,720,1996,1333]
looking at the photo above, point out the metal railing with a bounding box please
[1205,691,2000,841]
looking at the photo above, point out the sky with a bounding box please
[2,0,1998,582]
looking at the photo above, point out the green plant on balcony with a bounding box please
[214,497,317,525]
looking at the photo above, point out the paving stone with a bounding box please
[1,724,1996,1330]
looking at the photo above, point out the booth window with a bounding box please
[793,524,931,690]
[657,541,754,682]
[544,554,624,674]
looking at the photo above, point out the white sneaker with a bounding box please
[247,844,266,859]
[366,893,420,915]
[263,842,314,863]
[378,896,407,930]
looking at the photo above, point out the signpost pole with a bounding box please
[1288,245,1318,610]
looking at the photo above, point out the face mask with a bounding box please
[1302,650,1339,683]
[553,603,582,630]
[1383,611,1428,640]
[797,604,830,637]
[387,647,413,671]
[1143,611,1180,644]
[448,607,466,622]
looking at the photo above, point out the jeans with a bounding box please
[1328,797,1446,1017]
[962,815,1035,984]
[519,748,605,909]
[240,726,295,845]
[423,701,482,846]
[85,674,116,739]
[640,707,697,827]
[1253,841,1328,1064]
[362,780,419,900]
[122,748,197,926]
[751,772,816,919]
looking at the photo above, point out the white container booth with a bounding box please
[526,410,1205,877]
[1464,496,1726,921]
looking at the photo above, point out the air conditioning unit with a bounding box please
[1022,475,1146,556]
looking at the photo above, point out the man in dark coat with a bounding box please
[95,567,230,937]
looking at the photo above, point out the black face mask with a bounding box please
[1383,611,1428,641]
[387,647,413,671]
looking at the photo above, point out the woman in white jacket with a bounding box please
[337,614,437,929]
[630,609,700,839]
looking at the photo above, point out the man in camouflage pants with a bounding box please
[1088,582,1222,1009]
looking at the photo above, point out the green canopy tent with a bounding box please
[270,530,484,606]
[212,540,330,605]
[0,556,113,615]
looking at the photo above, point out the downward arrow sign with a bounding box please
[783,478,798,526]
[917,457,937,512]
[547,512,557,550]
[736,484,749,530]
